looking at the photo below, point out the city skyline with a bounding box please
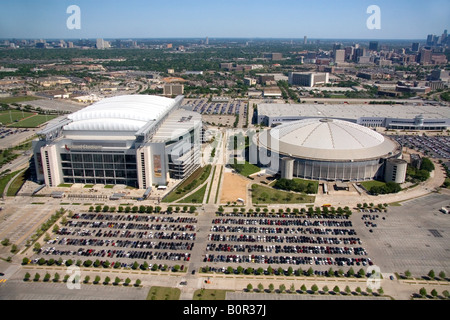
[0,0,449,40]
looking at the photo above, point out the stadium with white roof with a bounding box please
[255,118,404,182]
[33,95,202,189]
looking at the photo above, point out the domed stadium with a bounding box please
[255,118,402,181]
[33,95,202,189]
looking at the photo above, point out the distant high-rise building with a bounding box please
[288,72,329,87]
[163,83,184,96]
[420,48,432,65]
[205,37,209,45]
[411,42,420,52]
[369,41,379,51]
[334,49,345,63]
[96,38,110,49]
[303,36,307,45]
[264,53,283,60]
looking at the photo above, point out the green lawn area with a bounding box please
[0,96,40,104]
[146,286,181,300]
[179,183,207,204]
[0,110,36,125]
[0,170,22,196]
[57,183,73,188]
[6,169,27,196]
[84,184,94,188]
[231,160,261,177]
[193,289,230,300]
[206,165,217,203]
[163,165,212,203]
[360,180,386,190]
[251,184,315,204]
[8,114,57,128]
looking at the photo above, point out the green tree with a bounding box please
[34,273,40,282]
[290,284,296,293]
[258,283,264,292]
[33,242,41,252]
[442,290,449,299]
[345,285,351,295]
[268,283,274,292]
[247,283,253,292]
[431,289,438,298]
[405,270,412,278]
[22,257,30,265]
[347,267,355,277]
[84,275,90,284]
[333,286,340,294]
[358,268,366,278]
[104,276,111,285]
[322,285,329,293]
[125,278,131,286]
[419,287,427,297]
[114,277,121,285]
[301,284,307,293]
[24,272,31,281]
[355,287,362,295]
[439,271,446,280]
[134,279,141,287]
[94,276,101,284]
[428,269,435,279]
[279,284,286,293]
[311,284,318,293]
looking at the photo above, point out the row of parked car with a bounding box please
[211,218,353,227]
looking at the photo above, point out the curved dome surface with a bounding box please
[64,95,176,131]
[258,118,400,161]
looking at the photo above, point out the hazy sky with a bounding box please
[0,0,449,39]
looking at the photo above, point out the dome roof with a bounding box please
[257,118,400,161]
[64,95,176,132]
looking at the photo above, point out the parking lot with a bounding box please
[183,99,247,116]
[390,135,450,160]
[30,207,377,275]
[11,190,450,279]
[33,212,198,269]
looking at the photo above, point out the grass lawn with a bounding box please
[8,114,58,128]
[206,165,217,203]
[0,96,40,104]
[360,180,386,190]
[251,184,315,204]
[57,183,72,188]
[146,286,181,300]
[0,170,22,196]
[215,166,224,204]
[180,183,207,204]
[6,169,27,196]
[193,289,230,300]
[104,185,114,188]
[231,160,261,177]
[84,184,94,188]
[163,165,211,203]
[0,110,36,125]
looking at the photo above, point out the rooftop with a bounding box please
[257,118,401,161]
[63,95,177,132]
[258,103,450,120]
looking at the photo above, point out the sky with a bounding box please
[0,0,449,40]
